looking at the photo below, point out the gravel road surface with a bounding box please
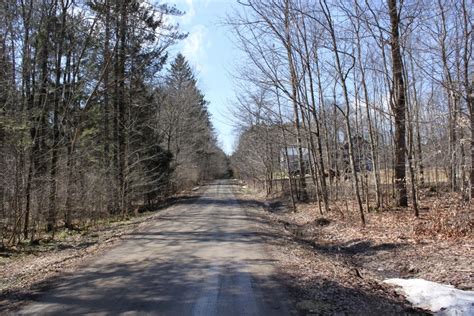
[18,180,293,315]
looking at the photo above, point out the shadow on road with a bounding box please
[11,256,290,315]
[3,181,426,315]
[6,254,422,315]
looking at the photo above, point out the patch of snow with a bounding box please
[191,187,199,191]
[384,278,474,315]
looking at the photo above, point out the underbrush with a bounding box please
[260,187,473,241]
[245,186,473,291]
[0,192,199,255]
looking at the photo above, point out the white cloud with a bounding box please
[181,0,195,25]
[182,24,209,75]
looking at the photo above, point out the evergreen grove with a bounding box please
[0,1,229,244]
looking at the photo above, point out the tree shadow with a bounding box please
[279,273,428,315]
[4,255,293,315]
[1,181,426,315]
[2,253,427,315]
[309,239,407,257]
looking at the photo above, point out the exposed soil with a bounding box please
[241,188,473,315]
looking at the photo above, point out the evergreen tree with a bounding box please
[158,54,221,187]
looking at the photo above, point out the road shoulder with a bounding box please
[235,187,429,315]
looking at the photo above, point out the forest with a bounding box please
[0,0,473,314]
[0,0,229,246]
[229,0,473,226]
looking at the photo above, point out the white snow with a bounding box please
[384,278,474,315]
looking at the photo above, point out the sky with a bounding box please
[167,0,242,154]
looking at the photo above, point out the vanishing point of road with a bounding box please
[19,180,294,315]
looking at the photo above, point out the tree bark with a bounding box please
[388,0,408,207]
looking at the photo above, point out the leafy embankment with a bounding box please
[242,188,473,315]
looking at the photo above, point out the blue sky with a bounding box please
[168,0,241,154]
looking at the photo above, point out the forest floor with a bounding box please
[241,186,473,315]
[0,194,198,312]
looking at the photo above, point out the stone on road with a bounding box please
[19,180,293,315]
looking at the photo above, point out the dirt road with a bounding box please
[18,180,293,315]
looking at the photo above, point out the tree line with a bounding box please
[0,0,228,245]
[229,0,473,223]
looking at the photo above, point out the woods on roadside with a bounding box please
[229,0,473,225]
[0,0,228,246]
[0,0,472,247]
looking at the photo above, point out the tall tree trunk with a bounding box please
[36,2,54,231]
[48,0,67,234]
[320,0,365,224]
[405,74,419,216]
[103,0,111,212]
[283,0,307,201]
[117,0,128,213]
[388,0,408,207]
[437,0,458,192]
[299,22,329,211]
[457,0,474,199]
[353,3,382,209]
[276,88,297,210]
[63,48,74,229]
[21,0,33,239]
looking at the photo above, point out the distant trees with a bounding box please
[229,0,473,223]
[157,54,223,188]
[231,123,281,195]
[0,1,227,246]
